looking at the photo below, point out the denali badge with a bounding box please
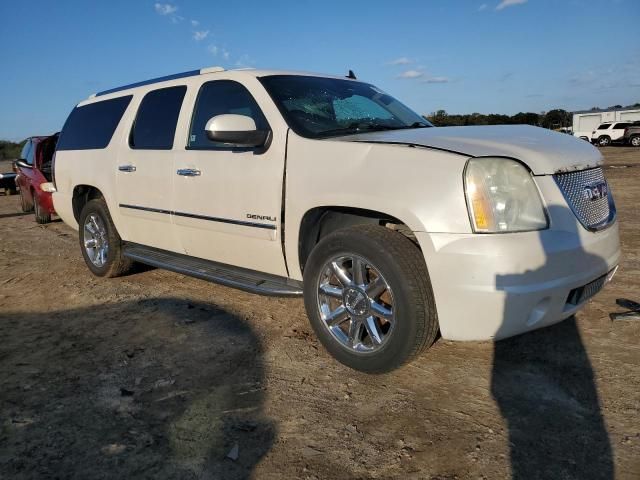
[582,181,608,201]
[247,214,276,222]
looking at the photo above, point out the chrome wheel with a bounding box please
[317,254,395,353]
[83,213,109,267]
[598,136,611,146]
[631,136,640,147]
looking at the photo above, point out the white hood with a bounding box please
[336,125,603,175]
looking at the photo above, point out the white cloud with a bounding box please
[222,49,230,60]
[388,57,411,66]
[478,3,488,11]
[154,3,177,15]
[496,0,527,11]
[423,76,450,84]
[193,30,209,41]
[191,19,199,26]
[208,44,219,56]
[235,54,254,68]
[397,70,424,79]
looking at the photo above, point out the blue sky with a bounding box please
[1,0,638,141]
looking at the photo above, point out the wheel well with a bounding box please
[298,207,417,273]
[72,185,104,222]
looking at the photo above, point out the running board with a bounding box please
[123,243,303,297]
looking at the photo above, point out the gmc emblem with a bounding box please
[583,181,608,201]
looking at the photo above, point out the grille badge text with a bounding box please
[583,181,608,201]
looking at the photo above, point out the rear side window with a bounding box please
[57,96,132,150]
[614,123,629,129]
[130,86,187,150]
[188,80,269,149]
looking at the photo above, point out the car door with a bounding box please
[19,139,37,202]
[116,85,187,252]
[172,78,288,277]
[15,139,31,193]
[611,123,629,141]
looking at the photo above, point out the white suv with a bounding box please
[591,121,634,146]
[51,67,620,372]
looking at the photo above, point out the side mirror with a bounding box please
[205,114,268,147]
[15,159,31,169]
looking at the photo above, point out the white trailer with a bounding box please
[572,107,640,141]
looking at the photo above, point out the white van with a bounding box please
[52,67,620,372]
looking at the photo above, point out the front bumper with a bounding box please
[416,221,620,341]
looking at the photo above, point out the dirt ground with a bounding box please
[1,147,639,480]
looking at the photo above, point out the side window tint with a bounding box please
[188,80,268,149]
[20,140,32,163]
[130,86,187,150]
[57,96,132,150]
[26,140,36,165]
[614,123,629,129]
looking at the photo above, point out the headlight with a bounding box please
[464,157,548,233]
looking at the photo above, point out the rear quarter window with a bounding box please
[57,96,132,150]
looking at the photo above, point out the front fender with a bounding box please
[284,132,471,279]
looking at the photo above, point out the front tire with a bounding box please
[630,135,640,147]
[598,136,611,147]
[303,225,439,373]
[78,198,133,278]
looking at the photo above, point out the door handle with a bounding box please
[118,165,136,172]
[177,168,201,177]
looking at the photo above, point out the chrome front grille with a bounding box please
[553,167,616,230]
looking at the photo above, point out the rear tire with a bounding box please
[19,189,33,212]
[630,135,640,147]
[34,198,51,224]
[303,225,439,373]
[78,198,133,278]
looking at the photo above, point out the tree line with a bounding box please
[0,140,26,161]
[425,102,640,128]
[425,109,572,129]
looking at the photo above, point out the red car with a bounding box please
[14,134,58,223]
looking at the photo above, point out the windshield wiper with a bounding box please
[396,122,432,129]
[319,122,406,138]
[318,121,431,138]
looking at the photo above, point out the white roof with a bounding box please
[87,67,356,101]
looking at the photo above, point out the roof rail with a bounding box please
[94,66,225,97]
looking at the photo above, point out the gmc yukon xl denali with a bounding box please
[52,67,620,372]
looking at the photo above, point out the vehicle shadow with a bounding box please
[0,211,32,219]
[0,298,274,479]
[492,205,614,479]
